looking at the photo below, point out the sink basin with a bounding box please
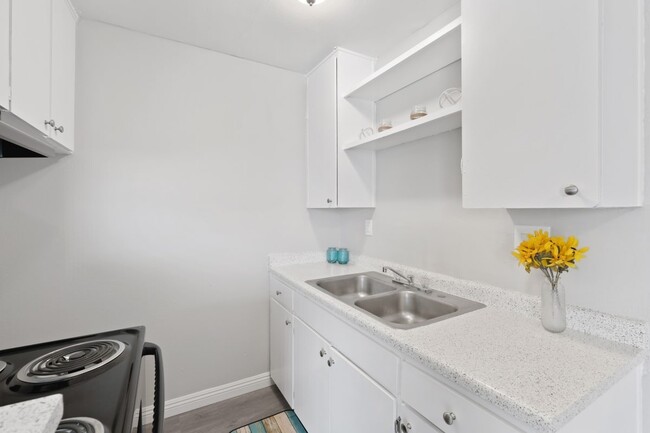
[312,274,396,301]
[305,272,485,329]
[355,291,458,328]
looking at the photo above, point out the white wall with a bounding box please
[0,20,340,400]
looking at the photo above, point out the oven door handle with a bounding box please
[142,342,164,433]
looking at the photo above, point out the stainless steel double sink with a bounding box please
[306,272,485,330]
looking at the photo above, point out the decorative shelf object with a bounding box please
[343,104,462,151]
[344,18,462,102]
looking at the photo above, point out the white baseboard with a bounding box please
[137,372,273,425]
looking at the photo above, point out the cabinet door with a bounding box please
[50,0,76,150]
[270,299,293,406]
[336,50,375,208]
[293,319,329,433]
[306,54,337,208]
[0,0,9,109]
[11,0,52,134]
[329,347,397,433]
[462,0,601,208]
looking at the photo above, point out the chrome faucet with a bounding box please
[382,266,414,285]
[382,266,433,294]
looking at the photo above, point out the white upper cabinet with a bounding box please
[7,0,76,153]
[0,0,9,109]
[50,0,77,150]
[462,0,644,208]
[11,0,52,135]
[306,49,375,208]
[307,54,337,208]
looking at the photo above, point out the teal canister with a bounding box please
[337,248,350,265]
[327,247,338,264]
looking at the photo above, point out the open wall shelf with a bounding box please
[343,104,462,152]
[344,18,462,102]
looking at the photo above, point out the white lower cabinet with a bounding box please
[293,319,330,433]
[293,318,396,433]
[270,299,293,406]
[329,346,396,433]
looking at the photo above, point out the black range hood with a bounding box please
[0,138,45,157]
[0,108,69,158]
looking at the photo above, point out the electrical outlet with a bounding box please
[514,225,551,248]
[365,220,374,236]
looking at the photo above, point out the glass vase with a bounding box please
[540,281,566,333]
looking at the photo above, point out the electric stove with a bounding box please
[0,327,164,433]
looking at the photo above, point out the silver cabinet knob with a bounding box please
[285,320,291,326]
[44,119,56,127]
[54,126,64,133]
[395,417,411,433]
[275,290,282,296]
[443,412,456,425]
[327,358,335,367]
[564,185,579,196]
[319,348,327,357]
[326,198,333,204]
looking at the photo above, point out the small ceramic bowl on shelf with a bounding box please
[378,119,393,132]
[410,105,428,120]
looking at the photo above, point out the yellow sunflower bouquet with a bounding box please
[513,230,588,289]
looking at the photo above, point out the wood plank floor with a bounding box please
[147,386,291,433]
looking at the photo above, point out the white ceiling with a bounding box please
[70,0,458,73]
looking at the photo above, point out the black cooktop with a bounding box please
[0,327,145,433]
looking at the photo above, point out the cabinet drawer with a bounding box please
[401,362,521,433]
[295,293,399,395]
[270,276,293,311]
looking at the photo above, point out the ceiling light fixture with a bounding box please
[298,0,327,6]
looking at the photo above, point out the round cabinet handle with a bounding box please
[395,416,411,433]
[327,358,335,367]
[319,349,327,358]
[326,198,332,204]
[564,185,579,196]
[285,320,291,326]
[54,126,64,133]
[443,412,456,425]
[275,291,282,296]
[44,119,56,127]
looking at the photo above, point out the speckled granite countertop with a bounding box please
[269,254,648,433]
[0,395,63,433]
